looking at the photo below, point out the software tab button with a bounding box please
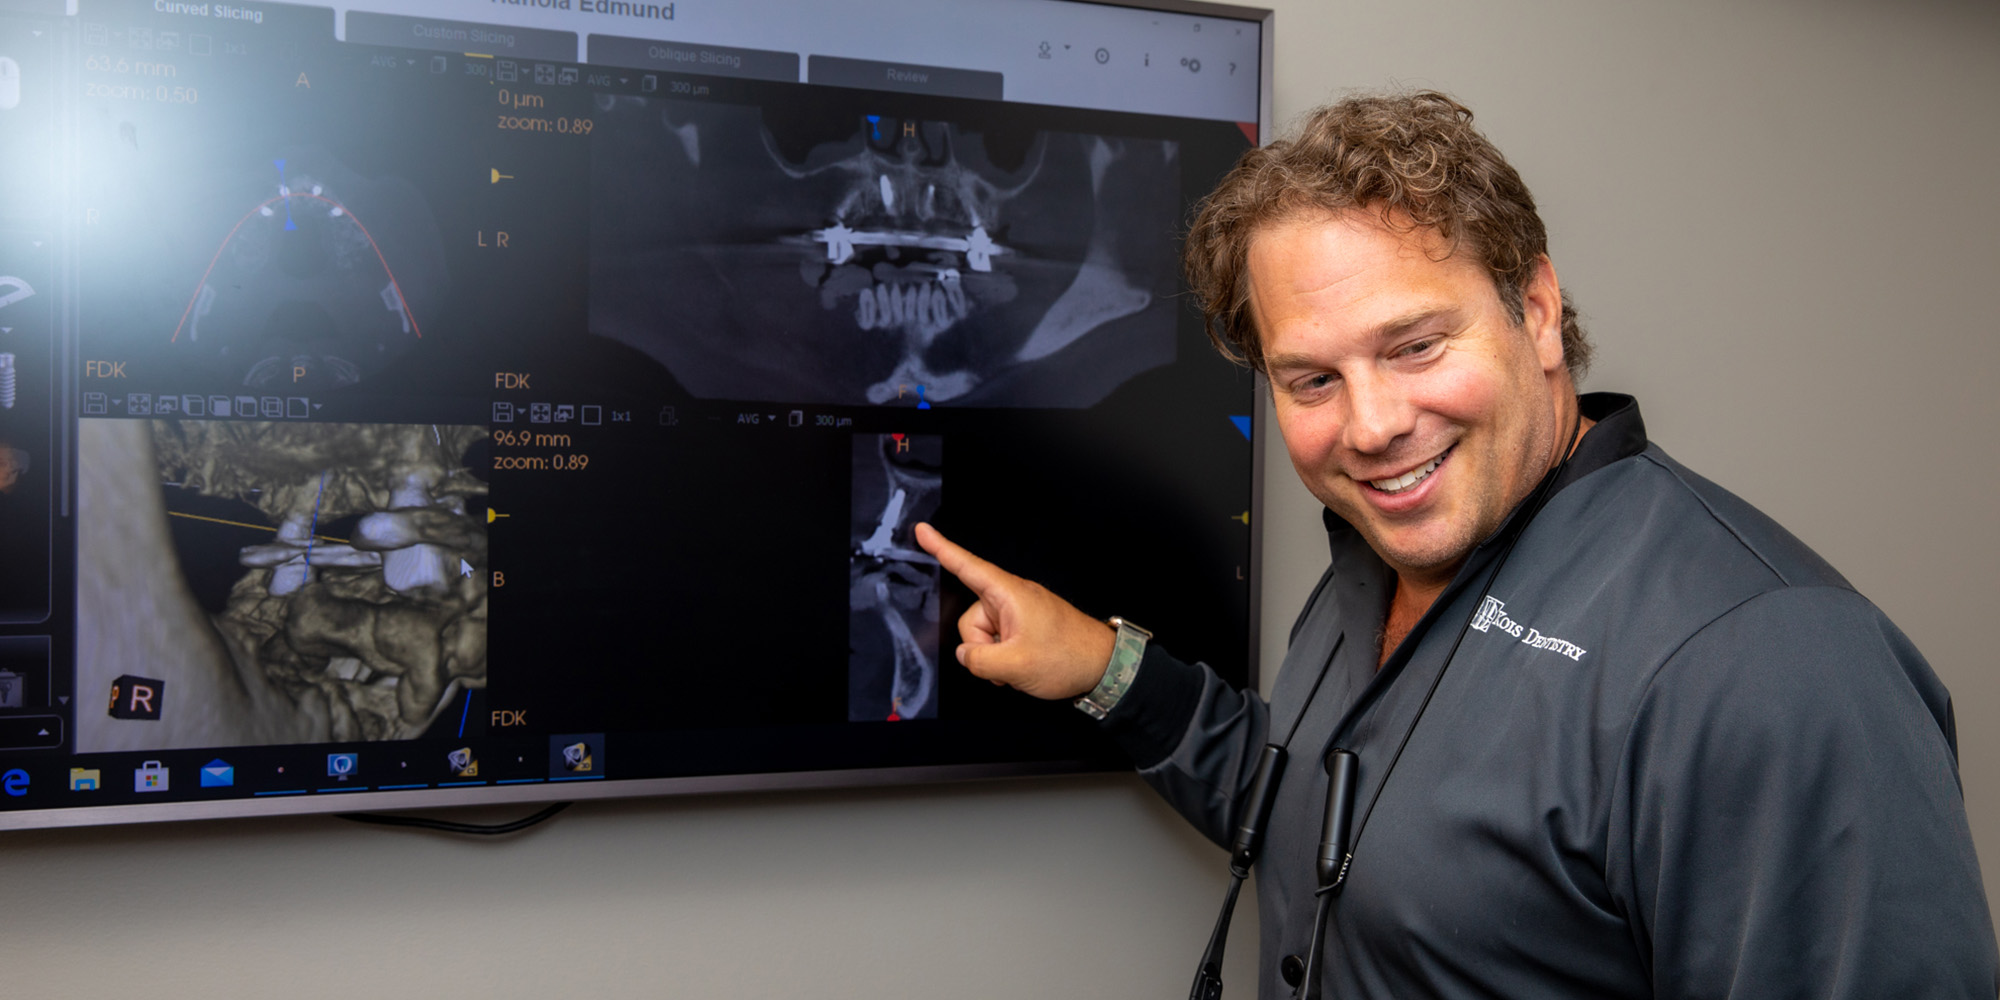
[586,35,799,84]
[807,56,1002,100]
[345,13,577,63]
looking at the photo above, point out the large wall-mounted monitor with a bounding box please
[0,0,1271,828]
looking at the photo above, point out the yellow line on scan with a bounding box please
[487,508,509,524]
[167,511,349,544]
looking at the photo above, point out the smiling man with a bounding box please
[915,91,1996,998]
[1249,206,1586,665]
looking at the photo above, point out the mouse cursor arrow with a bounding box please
[460,559,474,578]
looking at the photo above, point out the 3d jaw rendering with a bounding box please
[76,419,488,751]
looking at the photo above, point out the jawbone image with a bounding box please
[589,98,1181,408]
[76,418,489,751]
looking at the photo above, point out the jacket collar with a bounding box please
[1314,393,1648,681]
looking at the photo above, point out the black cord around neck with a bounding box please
[1187,634,1345,1000]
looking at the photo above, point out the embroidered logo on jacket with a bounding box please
[1469,597,1587,661]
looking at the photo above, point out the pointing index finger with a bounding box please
[914,522,1010,597]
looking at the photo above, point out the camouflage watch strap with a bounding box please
[1074,617,1152,720]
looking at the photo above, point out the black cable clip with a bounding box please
[1186,744,1287,1000]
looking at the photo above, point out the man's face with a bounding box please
[1248,209,1569,586]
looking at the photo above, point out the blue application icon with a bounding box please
[2,768,27,796]
[326,753,358,779]
[200,760,234,788]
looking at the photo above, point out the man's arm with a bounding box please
[1613,586,1998,998]
[915,523,1275,849]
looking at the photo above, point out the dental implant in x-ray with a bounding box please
[0,354,16,409]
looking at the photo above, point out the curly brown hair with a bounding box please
[1184,90,1590,381]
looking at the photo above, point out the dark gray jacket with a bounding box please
[1105,394,1998,999]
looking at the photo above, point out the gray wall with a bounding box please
[5,1,1997,995]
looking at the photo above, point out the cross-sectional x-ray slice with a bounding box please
[75,419,489,752]
[849,433,942,722]
[589,100,1179,408]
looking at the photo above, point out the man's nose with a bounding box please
[1342,370,1415,455]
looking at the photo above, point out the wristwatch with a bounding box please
[1074,617,1152,719]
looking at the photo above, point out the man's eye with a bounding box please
[1301,373,1336,391]
[1398,338,1439,358]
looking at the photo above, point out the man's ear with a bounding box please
[1522,255,1566,376]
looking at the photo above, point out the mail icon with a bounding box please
[200,759,234,788]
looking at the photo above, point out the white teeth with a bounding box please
[270,561,313,595]
[853,276,969,335]
[1371,453,1445,494]
[384,543,449,593]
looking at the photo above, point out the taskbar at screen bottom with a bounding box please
[0,722,1130,829]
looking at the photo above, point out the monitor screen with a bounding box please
[0,0,1269,827]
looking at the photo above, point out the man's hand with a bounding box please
[914,523,1117,701]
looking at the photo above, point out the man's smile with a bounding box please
[1365,444,1455,496]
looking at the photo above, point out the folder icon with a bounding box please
[69,768,100,791]
[200,760,234,787]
